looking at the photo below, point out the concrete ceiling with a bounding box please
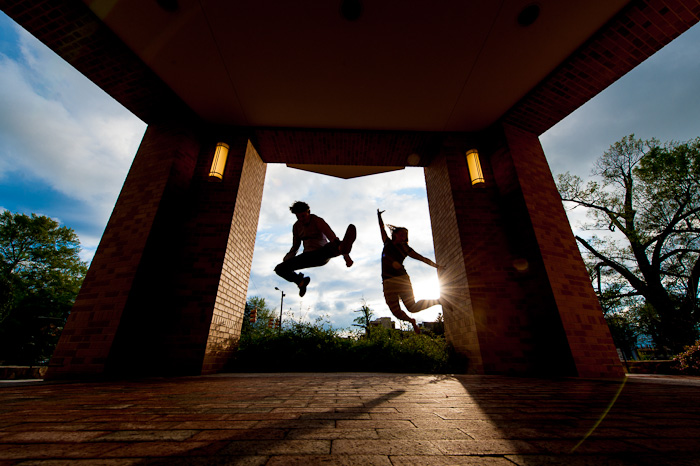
[84,0,629,133]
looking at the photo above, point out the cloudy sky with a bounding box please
[1,11,699,332]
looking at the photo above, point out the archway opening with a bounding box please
[245,164,442,331]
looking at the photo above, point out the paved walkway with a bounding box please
[1,373,699,465]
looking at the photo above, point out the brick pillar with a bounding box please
[501,124,623,378]
[423,140,482,372]
[46,123,266,379]
[425,125,624,378]
[200,140,266,374]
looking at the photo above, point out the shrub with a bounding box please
[228,318,465,374]
[672,340,700,375]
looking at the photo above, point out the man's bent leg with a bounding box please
[274,260,304,285]
[340,224,356,255]
[275,249,332,292]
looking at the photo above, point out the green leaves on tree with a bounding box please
[557,134,700,355]
[0,211,88,365]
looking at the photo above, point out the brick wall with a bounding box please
[47,122,201,378]
[426,126,624,377]
[202,142,266,374]
[504,0,700,134]
[424,142,481,373]
[427,133,566,376]
[501,124,624,378]
[47,124,267,378]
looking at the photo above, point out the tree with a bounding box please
[352,301,374,337]
[432,312,445,336]
[242,296,275,336]
[557,135,700,354]
[0,211,88,364]
[596,281,641,360]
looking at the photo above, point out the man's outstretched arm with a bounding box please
[322,216,356,267]
[316,216,339,242]
[316,215,354,267]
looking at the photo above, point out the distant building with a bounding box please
[370,317,395,330]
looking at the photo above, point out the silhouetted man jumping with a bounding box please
[275,201,356,297]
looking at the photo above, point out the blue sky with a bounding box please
[1,10,699,331]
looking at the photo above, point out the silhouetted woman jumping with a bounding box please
[377,209,443,333]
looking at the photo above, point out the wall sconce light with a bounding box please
[466,149,485,186]
[209,142,229,181]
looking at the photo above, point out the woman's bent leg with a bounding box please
[396,275,440,314]
[384,277,421,334]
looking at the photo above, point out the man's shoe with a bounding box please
[299,276,311,297]
[340,224,357,255]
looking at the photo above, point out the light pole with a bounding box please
[595,262,607,296]
[274,287,285,335]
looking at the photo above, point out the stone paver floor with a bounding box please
[0,373,699,465]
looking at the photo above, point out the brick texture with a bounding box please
[47,122,202,378]
[8,0,692,378]
[425,125,624,378]
[423,140,482,373]
[47,124,266,378]
[504,0,700,134]
[501,124,623,378]
[203,142,267,374]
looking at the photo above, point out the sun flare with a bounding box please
[412,275,441,300]
[410,275,443,323]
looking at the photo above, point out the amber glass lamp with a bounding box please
[466,149,485,186]
[209,142,230,181]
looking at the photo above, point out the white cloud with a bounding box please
[0,23,146,237]
[539,22,700,277]
[3,15,699,332]
[248,164,443,329]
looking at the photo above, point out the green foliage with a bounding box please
[557,135,700,353]
[0,211,88,364]
[230,298,465,374]
[352,301,373,336]
[428,312,446,336]
[595,280,641,358]
[672,340,700,375]
[604,313,638,359]
[348,325,458,373]
[242,296,277,337]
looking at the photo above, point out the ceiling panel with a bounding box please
[84,0,629,131]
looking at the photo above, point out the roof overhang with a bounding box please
[3,0,699,178]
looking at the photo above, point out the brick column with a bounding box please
[423,140,482,372]
[501,124,623,378]
[46,123,266,379]
[200,141,266,374]
[425,126,624,378]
